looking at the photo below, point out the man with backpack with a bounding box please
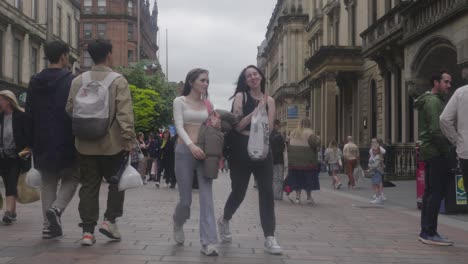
[66,39,136,246]
[25,41,79,239]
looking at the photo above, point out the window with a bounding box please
[83,51,93,67]
[369,0,377,24]
[370,80,377,138]
[67,15,72,44]
[32,0,37,21]
[75,19,79,48]
[31,47,38,76]
[385,0,392,13]
[84,23,93,40]
[128,1,133,15]
[57,6,62,38]
[98,0,106,14]
[349,4,356,46]
[97,23,106,39]
[0,32,3,76]
[128,50,134,63]
[128,23,133,40]
[15,0,22,11]
[83,0,92,14]
[13,39,21,84]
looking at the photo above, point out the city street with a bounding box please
[1,172,468,264]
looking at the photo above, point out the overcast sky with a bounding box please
[153,0,277,110]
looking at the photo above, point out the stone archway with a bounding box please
[409,36,462,96]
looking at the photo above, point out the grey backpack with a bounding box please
[72,71,121,140]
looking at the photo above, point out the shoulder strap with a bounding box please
[100,72,121,88]
[203,99,213,115]
[81,71,92,86]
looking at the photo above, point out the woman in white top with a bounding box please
[324,141,343,189]
[172,68,218,256]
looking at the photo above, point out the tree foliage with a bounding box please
[118,60,177,133]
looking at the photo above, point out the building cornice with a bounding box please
[305,46,363,78]
[81,13,137,22]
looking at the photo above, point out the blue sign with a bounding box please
[168,125,176,137]
[287,105,298,119]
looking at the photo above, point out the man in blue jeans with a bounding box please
[414,71,453,246]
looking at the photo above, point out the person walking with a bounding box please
[369,138,387,201]
[66,39,136,246]
[0,91,28,225]
[414,70,453,246]
[324,141,343,189]
[286,119,320,204]
[367,143,385,204]
[25,40,79,238]
[160,130,176,188]
[343,136,359,189]
[218,65,282,255]
[172,68,219,256]
[270,119,285,201]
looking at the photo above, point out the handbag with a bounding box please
[17,172,40,204]
[118,154,144,191]
[248,96,270,161]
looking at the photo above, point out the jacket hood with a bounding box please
[29,68,72,94]
[414,91,443,111]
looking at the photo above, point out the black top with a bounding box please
[270,129,285,165]
[242,92,260,132]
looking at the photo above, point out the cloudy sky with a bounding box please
[153,0,277,110]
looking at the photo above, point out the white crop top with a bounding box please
[173,96,209,145]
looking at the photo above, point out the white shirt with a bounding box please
[173,96,208,146]
[440,85,468,159]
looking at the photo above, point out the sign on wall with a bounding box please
[287,105,298,119]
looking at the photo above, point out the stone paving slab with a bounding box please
[1,171,468,263]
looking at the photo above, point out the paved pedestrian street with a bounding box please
[1,172,468,264]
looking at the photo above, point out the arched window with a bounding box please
[127,1,133,15]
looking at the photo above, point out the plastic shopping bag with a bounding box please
[25,154,42,188]
[17,172,40,204]
[118,155,144,191]
[353,165,365,185]
[248,99,270,161]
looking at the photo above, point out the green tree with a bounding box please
[118,61,176,132]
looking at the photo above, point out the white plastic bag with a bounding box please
[118,155,143,191]
[25,154,42,188]
[353,165,364,185]
[248,99,270,161]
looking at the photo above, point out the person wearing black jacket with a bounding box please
[0,90,28,225]
[25,41,79,238]
[160,130,176,188]
[270,119,285,200]
[147,133,161,182]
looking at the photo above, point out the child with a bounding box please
[367,146,385,204]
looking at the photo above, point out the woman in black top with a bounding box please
[218,65,282,255]
[0,90,28,224]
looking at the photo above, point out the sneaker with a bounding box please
[155,182,160,188]
[42,227,52,239]
[306,197,315,205]
[46,207,63,238]
[295,198,300,204]
[264,236,283,255]
[381,193,387,201]
[81,232,96,246]
[370,196,384,204]
[217,216,232,243]
[99,220,121,240]
[173,224,185,245]
[336,183,342,189]
[371,194,377,200]
[201,244,219,256]
[418,232,453,246]
[2,211,16,225]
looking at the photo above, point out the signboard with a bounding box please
[456,173,467,205]
[287,105,298,119]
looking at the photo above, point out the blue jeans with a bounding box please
[420,156,449,236]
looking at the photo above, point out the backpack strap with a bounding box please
[100,72,121,88]
[81,71,92,86]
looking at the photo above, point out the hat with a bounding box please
[0,90,24,112]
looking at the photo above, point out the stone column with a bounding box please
[4,25,13,80]
[22,34,30,84]
[324,72,337,144]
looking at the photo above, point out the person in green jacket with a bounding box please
[414,70,453,246]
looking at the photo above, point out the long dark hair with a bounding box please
[182,68,209,96]
[230,65,266,99]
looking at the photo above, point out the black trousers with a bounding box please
[420,155,449,236]
[0,157,21,196]
[223,133,276,237]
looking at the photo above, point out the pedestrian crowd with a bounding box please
[0,38,464,258]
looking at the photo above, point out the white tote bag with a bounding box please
[25,154,42,188]
[118,155,144,191]
[248,99,270,161]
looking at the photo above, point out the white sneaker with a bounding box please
[264,236,282,255]
[295,198,300,204]
[201,244,219,256]
[371,194,377,200]
[99,220,121,240]
[81,232,96,246]
[381,193,387,201]
[217,216,232,242]
[173,224,185,245]
[370,196,384,204]
[306,197,315,205]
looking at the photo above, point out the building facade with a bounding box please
[79,0,159,70]
[0,0,80,99]
[259,0,468,179]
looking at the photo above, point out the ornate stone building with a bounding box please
[79,0,159,70]
[0,0,80,99]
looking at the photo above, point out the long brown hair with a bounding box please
[182,68,209,97]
